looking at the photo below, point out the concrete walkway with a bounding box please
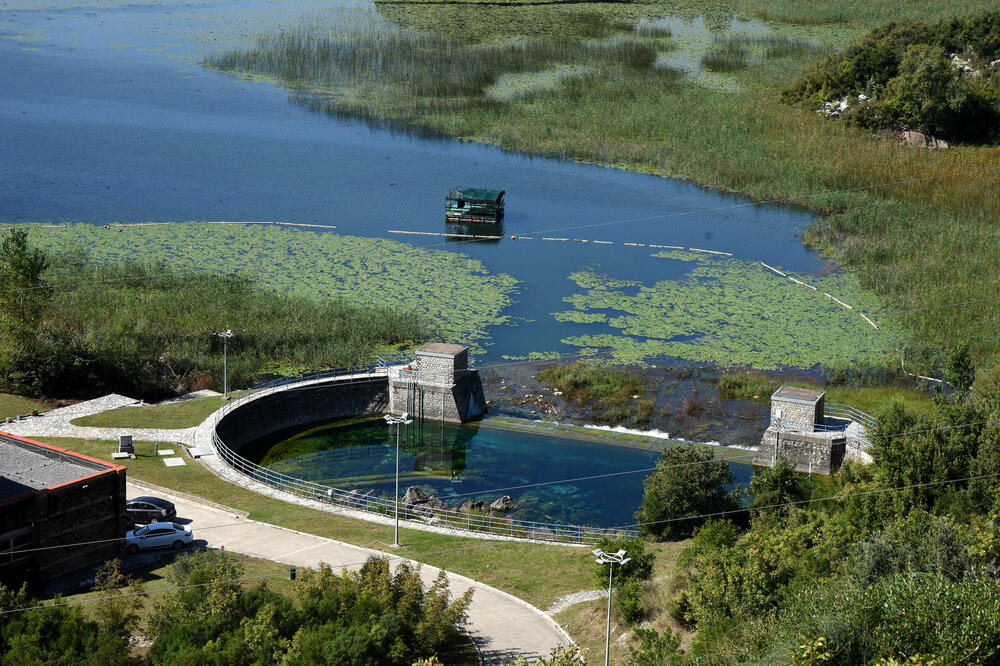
[128,482,571,665]
[2,394,197,445]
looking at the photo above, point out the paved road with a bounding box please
[127,483,570,665]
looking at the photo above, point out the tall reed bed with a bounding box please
[204,6,660,111]
[10,257,429,399]
[701,33,820,72]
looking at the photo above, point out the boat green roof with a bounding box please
[447,188,505,203]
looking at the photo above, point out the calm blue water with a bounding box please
[0,1,822,360]
[242,418,753,527]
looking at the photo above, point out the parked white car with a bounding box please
[125,522,193,554]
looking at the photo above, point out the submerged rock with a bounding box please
[459,499,486,513]
[489,495,520,513]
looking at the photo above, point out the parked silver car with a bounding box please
[125,522,193,554]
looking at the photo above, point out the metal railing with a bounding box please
[825,402,878,431]
[212,368,638,545]
[770,404,877,452]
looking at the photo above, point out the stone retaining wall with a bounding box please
[216,378,389,453]
[754,428,845,476]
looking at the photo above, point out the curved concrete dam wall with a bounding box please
[216,377,389,452]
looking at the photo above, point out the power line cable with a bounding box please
[0,541,505,616]
[7,449,757,557]
[613,470,1000,531]
[17,412,993,557]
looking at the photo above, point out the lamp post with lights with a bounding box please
[214,329,234,399]
[384,412,413,547]
[593,548,630,666]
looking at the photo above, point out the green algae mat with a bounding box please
[21,223,518,353]
[551,250,900,368]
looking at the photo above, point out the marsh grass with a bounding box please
[15,256,428,399]
[701,34,819,72]
[635,23,673,39]
[205,7,660,116]
[204,1,1000,371]
[701,40,751,72]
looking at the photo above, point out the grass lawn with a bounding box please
[39,437,597,609]
[554,540,688,665]
[0,393,48,419]
[69,397,225,429]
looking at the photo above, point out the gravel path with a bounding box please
[546,589,607,615]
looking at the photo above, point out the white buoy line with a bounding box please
[388,227,879,331]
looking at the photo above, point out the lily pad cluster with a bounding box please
[21,223,518,352]
[554,251,899,368]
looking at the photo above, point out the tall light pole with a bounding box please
[593,548,630,666]
[384,412,413,547]
[214,329,234,399]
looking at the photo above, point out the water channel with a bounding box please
[241,417,754,528]
[0,0,826,362]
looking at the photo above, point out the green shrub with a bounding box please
[635,445,741,541]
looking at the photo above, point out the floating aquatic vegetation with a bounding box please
[554,251,899,368]
[19,223,518,353]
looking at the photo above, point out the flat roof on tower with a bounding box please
[0,432,121,502]
[771,386,825,404]
[417,343,468,356]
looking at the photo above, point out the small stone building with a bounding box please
[754,386,846,475]
[768,386,825,429]
[388,343,486,423]
[0,433,129,590]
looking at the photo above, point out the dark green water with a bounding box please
[243,417,753,527]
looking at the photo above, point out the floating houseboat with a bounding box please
[445,188,505,224]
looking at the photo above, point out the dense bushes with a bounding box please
[1,552,472,666]
[0,232,428,399]
[635,446,741,541]
[784,12,1000,141]
[662,378,1000,664]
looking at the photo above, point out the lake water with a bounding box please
[241,417,754,528]
[0,1,823,360]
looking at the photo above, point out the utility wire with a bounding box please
[14,413,995,558]
[0,542,505,616]
[9,457,1000,613]
[613,470,1000,530]
[7,450,757,557]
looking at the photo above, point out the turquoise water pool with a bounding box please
[242,417,753,528]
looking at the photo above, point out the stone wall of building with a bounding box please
[389,371,486,423]
[754,428,845,476]
[415,349,468,380]
[770,397,823,428]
